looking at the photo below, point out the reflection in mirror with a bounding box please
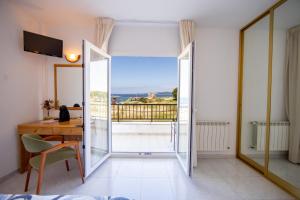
[55,64,82,108]
[89,49,109,166]
[178,51,191,170]
[269,0,300,188]
[240,15,270,167]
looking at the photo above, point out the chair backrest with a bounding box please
[21,134,53,153]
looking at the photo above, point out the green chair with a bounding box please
[21,134,84,194]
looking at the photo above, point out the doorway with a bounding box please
[82,40,195,178]
[111,56,178,153]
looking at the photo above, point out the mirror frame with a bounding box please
[54,63,83,110]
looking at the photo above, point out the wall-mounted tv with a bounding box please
[23,31,63,58]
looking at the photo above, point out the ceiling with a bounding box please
[13,0,278,28]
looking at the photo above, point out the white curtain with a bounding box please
[179,20,195,52]
[96,17,115,53]
[285,25,300,163]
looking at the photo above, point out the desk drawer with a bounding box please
[52,127,82,135]
[53,128,72,135]
[18,127,53,135]
[71,128,82,135]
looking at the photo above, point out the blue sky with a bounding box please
[111,56,177,94]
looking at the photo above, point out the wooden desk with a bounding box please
[17,119,83,173]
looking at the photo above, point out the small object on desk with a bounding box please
[42,99,55,120]
[73,103,80,107]
[59,105,70,122]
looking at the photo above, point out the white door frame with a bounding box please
[176,42,195,177]
[83,40,112,178]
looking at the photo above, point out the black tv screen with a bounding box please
[23,31,63,58]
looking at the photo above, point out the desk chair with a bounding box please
[21,134,84,194]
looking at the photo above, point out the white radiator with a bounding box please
[251,121,289,152]
[196,121,230,152]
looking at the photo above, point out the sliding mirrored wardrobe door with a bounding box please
[268,0,300,196]
[239,14,270,170]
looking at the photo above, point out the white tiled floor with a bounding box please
[0,158,295,200]
[250,156,300,189]
[269,158,300,188]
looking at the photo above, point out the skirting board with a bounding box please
[0,170,18,184]
[197,152,236,159]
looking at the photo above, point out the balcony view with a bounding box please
[90,56,178,153]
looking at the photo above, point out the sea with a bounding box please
[112,92,173,103]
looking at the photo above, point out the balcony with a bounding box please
[111,104,177,122]
[111,104,177,152]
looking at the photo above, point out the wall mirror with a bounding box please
[54,64,83,109]
[238,0,300,198]
[269,0,300,190]
[240,14,270,169]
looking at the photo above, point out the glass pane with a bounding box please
[240,15,270,167]
[269,0,300,189]
[89,49,109,166]
[178,51,191,169]
[56,67,82,107]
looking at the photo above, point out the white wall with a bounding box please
[0,0,46,178]
[194,28,239,155]
[109,23,180,57]
[45,20,95,102]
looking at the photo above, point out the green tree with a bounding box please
[172,88,177,100]
[139,97,147,103]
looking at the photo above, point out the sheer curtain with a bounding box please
[285,25,300,163]
[96,17,115,53]
[179,20,195,52]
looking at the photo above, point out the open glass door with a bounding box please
[83,40,111,178]
[176,42,195,176]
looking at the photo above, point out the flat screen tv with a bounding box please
[23,31,63,58]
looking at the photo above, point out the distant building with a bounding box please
[148,92,156,99]
[112,97,118,104]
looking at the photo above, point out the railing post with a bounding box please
[151,104,153,122]
[117,105,120,122]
